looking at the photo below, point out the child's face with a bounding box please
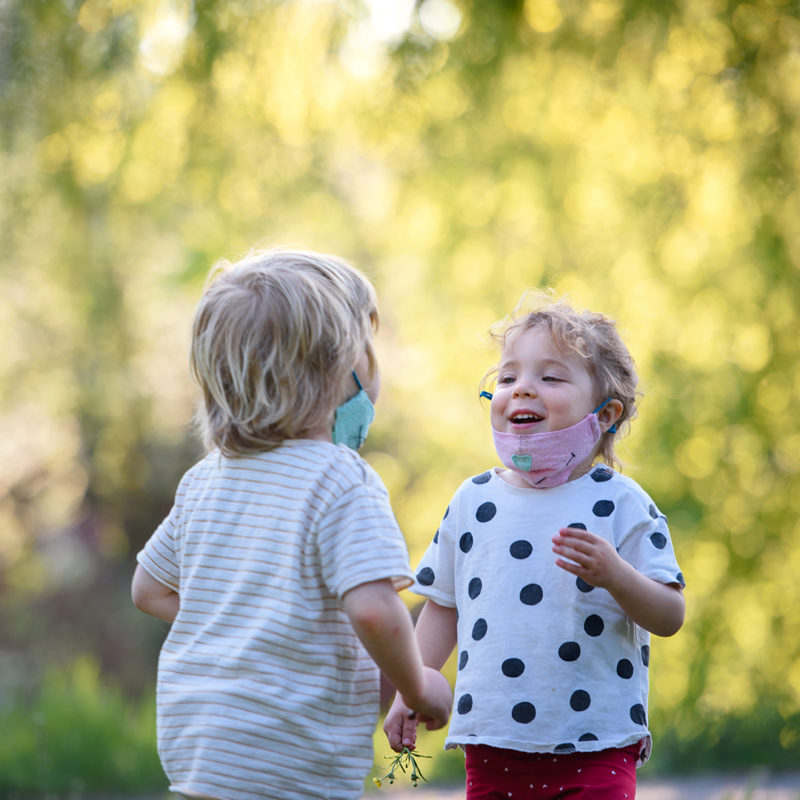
[490,325,597,435]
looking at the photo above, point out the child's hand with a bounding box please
[410,667,452,732]
[383,693,419,753]
[385,668,452,752]
[552,526,624,591]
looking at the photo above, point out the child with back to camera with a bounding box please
[384,291,685,800]
[131,248,452,800]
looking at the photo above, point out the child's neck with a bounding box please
[498,457,598,489]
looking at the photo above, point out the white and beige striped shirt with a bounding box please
[137,440,413,800]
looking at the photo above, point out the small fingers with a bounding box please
[554,557,582,577]
[552,541,587,567]
[417,713,446,732]
[400,715,419,749]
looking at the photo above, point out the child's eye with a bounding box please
[498,375,516,384]
[542,375,563,383]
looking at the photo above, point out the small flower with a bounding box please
[373,747,432,789]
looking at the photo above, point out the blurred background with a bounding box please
[1,0,799,795]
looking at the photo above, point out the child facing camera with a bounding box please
[132,248,452,800]
[385,291,685,800]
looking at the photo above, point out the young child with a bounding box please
[132,247,452,800]
[384,291,685,800]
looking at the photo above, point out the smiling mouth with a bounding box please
[511,413,544,424]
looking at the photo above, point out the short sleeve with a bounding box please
[317,465,413,598]
[616,491,685,589]
[409,500,458,608]
[136,471,192,592]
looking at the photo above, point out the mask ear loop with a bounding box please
[352,371,364,390]
[592,397,618,433]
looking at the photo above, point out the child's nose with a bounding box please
[512,379,537,397]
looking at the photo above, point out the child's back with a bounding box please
[133,248,452,800]
[139,444,410,798]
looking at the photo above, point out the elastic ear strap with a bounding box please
[352,371,363,391]
[592,397,618,434]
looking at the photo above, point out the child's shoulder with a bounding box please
[451,468,496,495]
[184,441,376,486]
[279,439,389,497]
[581,465,664,516]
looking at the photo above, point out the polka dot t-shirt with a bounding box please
[412,465,684,766]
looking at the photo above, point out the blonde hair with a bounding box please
[483,290,639,470]
[190,247,378,456]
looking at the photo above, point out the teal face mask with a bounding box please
[332,371,375,450]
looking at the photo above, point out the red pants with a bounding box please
[464,742,640,799]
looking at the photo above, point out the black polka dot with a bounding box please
[676,572,685,585]
[555,743,576,753]
[459,532,473,553]
[458,650,469,670]
[648,504,658,519]
[650,531,667,549]
[511,702,536,724]
[617,659,634,679]
[558,641,581,662]
[472,618,488,640]
[570,690,591,711]
[579,733,599,742]
[468,577,482,599]
[476,502,496,522]
[502,658,525,678]
[568,522,587,530]
[509,540,533,559]
[630,704,647,726]
[457,694,473,714]
[591,467,613,482]
[472,472,491,484]
[584,614,604,636]
[576,577,594,593]
[641,645,650,667]
[519,584,543,606]
[416,567,435,586]
[592,500,615,517]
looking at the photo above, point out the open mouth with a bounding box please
[511,413,544,425]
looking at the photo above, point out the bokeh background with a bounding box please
[1,0,799,795]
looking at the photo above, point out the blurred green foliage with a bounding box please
[0,658,163,796]
[1,0,799,792]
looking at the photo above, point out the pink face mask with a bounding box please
[483,395,615,489]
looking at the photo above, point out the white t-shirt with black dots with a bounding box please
[412,465,684,766]
[137,440,414,800]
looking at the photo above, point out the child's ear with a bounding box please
[599,399,623,433]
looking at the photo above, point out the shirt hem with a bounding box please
[445,732,652,766]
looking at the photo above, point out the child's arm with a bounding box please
[383,599,458,752]
[131,564,180,623]
[342,580,452,730]
[552,527,685,637]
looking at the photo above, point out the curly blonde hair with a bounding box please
[190,247,378,456]
[483,290,639,470]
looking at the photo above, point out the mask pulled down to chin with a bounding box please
[485,395,615,488]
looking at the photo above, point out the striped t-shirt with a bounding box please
[137,440,413,800]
